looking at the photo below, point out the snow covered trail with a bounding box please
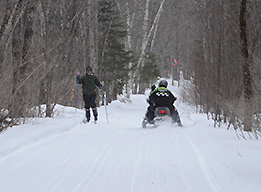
[0,89,261,192]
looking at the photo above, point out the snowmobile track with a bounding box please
[184,132,226,192]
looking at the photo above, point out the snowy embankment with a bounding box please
[0,82,261,192]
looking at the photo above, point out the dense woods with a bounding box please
[0,0,260,135]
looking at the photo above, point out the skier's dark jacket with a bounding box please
[148,87,177,107]
[77,73,102,95]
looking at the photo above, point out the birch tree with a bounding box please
[133,0,166,94]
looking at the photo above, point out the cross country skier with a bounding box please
[76,66,104,123]
[145,79,182,126]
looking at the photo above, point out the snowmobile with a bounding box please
[142,107,171,128]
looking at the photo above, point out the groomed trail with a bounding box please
[0,84,260,192]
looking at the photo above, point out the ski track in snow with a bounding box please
[0,118,81,164]
[130,129,147,192]
[0,112,227,192]
[1,89,260,192]
[73,124,125,192]
[41,136,90,192]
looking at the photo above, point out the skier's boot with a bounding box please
[92,107,98,122]
[85,108,91,122]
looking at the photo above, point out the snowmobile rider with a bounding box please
[76,66,104,122]
[145,79,182,126]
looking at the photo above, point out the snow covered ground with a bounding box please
[0,81,261,192]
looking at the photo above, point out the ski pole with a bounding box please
[102,86,109,123]
[75,77,79,113]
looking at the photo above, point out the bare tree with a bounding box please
[239,0,252,131]
[1,0,260,133]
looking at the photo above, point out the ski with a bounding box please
[82,119,97,124]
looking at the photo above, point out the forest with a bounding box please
[0,0,260,134]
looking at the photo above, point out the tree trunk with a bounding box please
[135,0,166,94]
[88,0,98,71]
[41,0,52,117]
[126,1,135,98]
[239,0,252,131]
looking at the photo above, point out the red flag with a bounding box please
[173,59,177,66]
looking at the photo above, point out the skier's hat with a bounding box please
[86,66,92,71]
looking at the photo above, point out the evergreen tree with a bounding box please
[97,0,135,103]
[140,52,160,87]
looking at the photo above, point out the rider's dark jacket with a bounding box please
[148,86,177,107]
